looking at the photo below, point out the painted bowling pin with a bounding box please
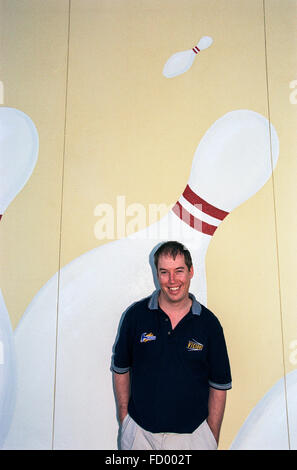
[230,369,297,449]
[163,36,213,78]
[3,110,279,449]
[0,290,17,447]
[0,107,39,220]
[0,107,38,447]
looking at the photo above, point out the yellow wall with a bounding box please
[0,0,296,449]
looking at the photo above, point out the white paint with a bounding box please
[230,369,297,450]
[0,107,39,215]
[0,290,17,447]
[0,342,3,365]
[0,107,38,448]
[3,110,279,449]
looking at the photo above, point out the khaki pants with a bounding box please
[120,415,218,450]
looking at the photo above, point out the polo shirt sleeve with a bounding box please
[208,319,232,390]
[111,308,133,374]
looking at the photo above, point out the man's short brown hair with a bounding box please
[153,241,193,271]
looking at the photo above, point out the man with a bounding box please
[112,241,232,450]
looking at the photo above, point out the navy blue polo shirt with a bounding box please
[112,290,232,434]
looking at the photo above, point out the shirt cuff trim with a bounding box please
[112,365,130,374]
[209,380,232,390]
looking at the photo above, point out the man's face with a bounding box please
[157,253,194,304]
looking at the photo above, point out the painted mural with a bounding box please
[0,107,38,446]
[0,0,296,450]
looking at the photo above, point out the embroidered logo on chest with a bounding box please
[187,338,203,351]
[140,332,156,343]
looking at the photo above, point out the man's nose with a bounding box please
[168,272,176,284]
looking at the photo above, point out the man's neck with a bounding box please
[158,291,192,329]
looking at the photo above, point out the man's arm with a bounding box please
[207,387,227,444]
[113,371,130,423]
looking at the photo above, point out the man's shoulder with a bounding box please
[199,304,223,329]
[124,294,153,318]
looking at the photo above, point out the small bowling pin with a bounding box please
[163,36,213,78]
[3,110,279,450]
[0,107,39,220]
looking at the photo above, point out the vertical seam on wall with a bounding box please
[51,0,72,450]
[262,0,291,450]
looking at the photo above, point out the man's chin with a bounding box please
[163,290,185,303]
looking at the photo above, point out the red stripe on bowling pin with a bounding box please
[192,46,200,54]
[183,185,229,220]
[172,185,229,236]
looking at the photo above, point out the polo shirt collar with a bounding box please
[148,289,201,315]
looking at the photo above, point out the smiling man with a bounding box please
[112,241,232,450]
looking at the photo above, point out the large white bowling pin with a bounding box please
[0,107,39,220]
[0,107,38,448]
[0,290,17,447]
[3,110,279,450]
[230,369,297,449]
[163,36,213,78]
